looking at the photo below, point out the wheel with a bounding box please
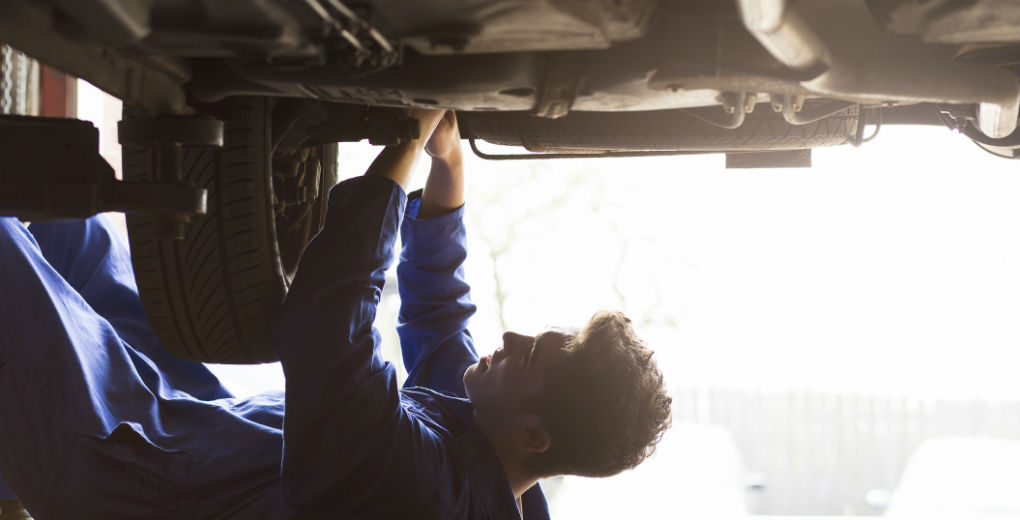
[123,97,338,363]
[459,105,860,152]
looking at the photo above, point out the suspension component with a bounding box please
[0,115,208,227]
[116,115,223,239]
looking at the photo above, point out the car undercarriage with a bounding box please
[3,0,1018,140]
[1,0,1017,362]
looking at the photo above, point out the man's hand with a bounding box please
[365,109,447,191]
[413,109,449,145]
[425,111,461,163]
[419,111,464,219]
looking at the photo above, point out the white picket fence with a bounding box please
[671,386,1020,515]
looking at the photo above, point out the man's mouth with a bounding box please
[479,354,492,371]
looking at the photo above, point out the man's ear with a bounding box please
[513,416,551,454]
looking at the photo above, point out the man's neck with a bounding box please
[476,421,539,499]
[502,456,539,499]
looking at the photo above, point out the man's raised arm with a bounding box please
[272,110,446,511]
[396,113,480,396]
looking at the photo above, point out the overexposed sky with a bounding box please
[389,125,1018,400]
[76,80,1019,400]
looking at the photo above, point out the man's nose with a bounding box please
[502,331,533,355]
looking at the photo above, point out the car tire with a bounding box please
[123,97,338,363]
[460,106,860,152]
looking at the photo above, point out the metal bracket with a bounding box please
[682,92,756,129]
[116,114,225,238]
[118,116,224,148]
[777,94,857,125]
[532,53,583,119]
[0,115,206,226]
[306,105,419,146]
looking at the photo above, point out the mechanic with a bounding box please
[0,109,671,519]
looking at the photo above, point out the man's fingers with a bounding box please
[429,111,457,142]
[443,111,460,139]
[425,110,462,159]
[442,111,457,131]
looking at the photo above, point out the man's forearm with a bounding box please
[419,154,464,219]
[419,111,464,219]
[395,110,473,394]
[365,142,423,191]
[366,109,447,190]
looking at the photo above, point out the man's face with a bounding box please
[463,330,570,426]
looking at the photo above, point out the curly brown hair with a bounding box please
[521,311,672,478]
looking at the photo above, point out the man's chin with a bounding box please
[463,362,478,383]
[462,367,477,402]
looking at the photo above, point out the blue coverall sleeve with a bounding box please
[396,192,479,397]
[273,177,447,514]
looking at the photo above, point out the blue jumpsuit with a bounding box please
[0,175,549,519]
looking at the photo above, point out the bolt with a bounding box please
[770,94,783,112]
[720,92,741,115]
[792,95,805,112]
[744,94,757,113]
